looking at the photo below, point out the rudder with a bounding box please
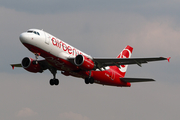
[116,45,133,77]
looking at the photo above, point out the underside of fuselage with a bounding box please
[22,42,131,87]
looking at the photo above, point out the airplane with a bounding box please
[11,29,170,87]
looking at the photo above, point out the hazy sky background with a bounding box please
[0,0,180,120]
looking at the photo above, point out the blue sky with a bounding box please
[0,1,179,120]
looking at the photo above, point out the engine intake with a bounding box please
[21,57,42,73]
[22,57,31,68]
[74,54,95,70]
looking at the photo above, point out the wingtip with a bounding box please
[11,65,15,70]
[167,57,171,62]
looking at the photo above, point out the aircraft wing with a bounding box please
[10,64,22,69]
[120,78,155,83]
[93,57,170,69]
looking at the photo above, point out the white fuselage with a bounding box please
[20,29,92,61]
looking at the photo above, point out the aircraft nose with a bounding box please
[19,32,30,43]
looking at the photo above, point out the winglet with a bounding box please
[11,65,15,70]
[167,57,171,62]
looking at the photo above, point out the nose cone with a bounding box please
[19,32,30,43]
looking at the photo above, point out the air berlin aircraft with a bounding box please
[11,29,170,87]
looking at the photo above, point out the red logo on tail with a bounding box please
[117,45,133,77]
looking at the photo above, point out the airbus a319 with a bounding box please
[11,29,170,87]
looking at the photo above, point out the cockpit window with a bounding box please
[27,31,33,33]
[27,30,40,36]
[37,32,40,35]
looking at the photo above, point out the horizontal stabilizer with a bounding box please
[120,78,155,83]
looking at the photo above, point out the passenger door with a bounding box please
[44,32,50,45]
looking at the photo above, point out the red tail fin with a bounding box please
[111,45,133,77]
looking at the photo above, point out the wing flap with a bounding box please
[120,77,155,83]
[93,57,168,69]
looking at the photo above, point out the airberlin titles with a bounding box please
[51,37,83,56]
[51,37,95,70]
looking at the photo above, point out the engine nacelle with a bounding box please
[74,54,95,70]
[21,57,42,73]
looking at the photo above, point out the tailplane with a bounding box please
[112,45,133,77]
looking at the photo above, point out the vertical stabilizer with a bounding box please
[115,45,133,77]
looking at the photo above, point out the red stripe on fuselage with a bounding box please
[92,68,131,87]
[23,43,130,87]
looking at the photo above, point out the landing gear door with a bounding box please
[44,32,50,45]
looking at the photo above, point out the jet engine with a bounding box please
[74,54,95,70]
[21,57,42,73]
